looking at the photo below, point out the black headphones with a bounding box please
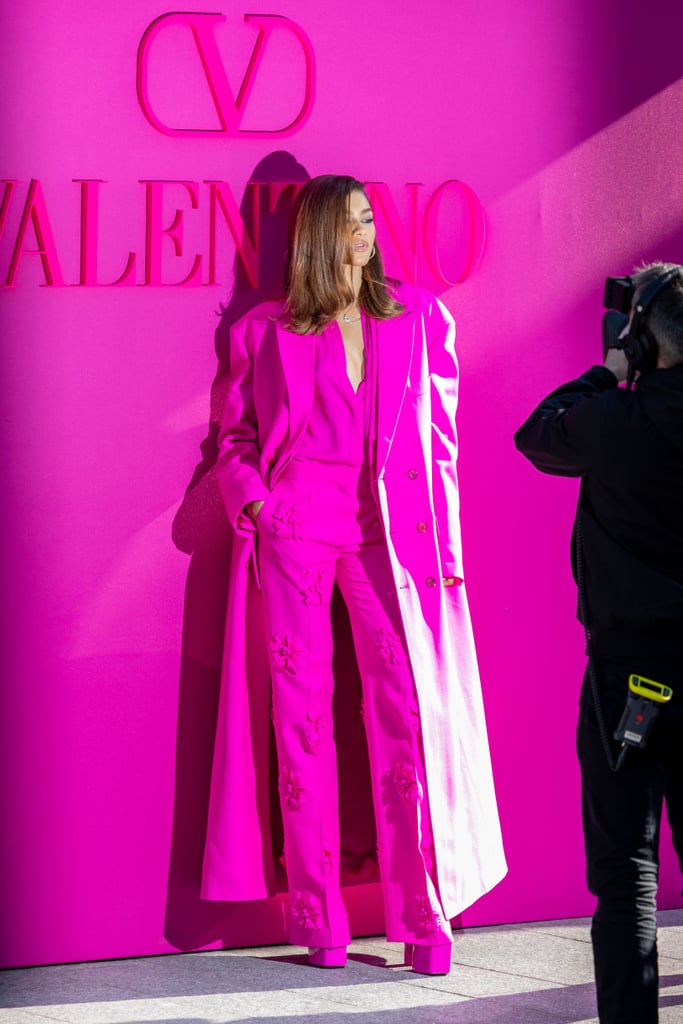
[621,267,681,377]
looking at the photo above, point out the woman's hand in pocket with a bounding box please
[244,500,265,523]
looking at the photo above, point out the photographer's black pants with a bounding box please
[577,653,683,1024]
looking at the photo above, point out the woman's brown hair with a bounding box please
[282,174,404,335]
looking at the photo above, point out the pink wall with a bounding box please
[1,0,681,968]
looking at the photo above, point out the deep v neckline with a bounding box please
[335,317,366,395]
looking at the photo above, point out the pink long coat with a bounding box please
[201,283,507,919]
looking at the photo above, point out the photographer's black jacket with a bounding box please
[514,364,683,655]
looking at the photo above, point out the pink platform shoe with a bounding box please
[404,941,452,975]
[307,945,347,968]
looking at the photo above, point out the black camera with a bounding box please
[602,276,633,357]
[601,267,679,379]
[604,276,635,314]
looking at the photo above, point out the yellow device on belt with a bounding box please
[628,674,673,703]
[613,674,674,750]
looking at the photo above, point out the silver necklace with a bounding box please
[342,310,361,324]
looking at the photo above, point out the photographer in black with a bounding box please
[514,262,683,1024]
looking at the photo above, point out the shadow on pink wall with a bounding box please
[166,151,308,949]
[166,153,389,950]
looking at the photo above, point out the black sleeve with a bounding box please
[514,366,619,477]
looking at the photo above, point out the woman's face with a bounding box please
[343,189,376,267]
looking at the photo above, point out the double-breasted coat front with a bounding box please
[201,283,506,920]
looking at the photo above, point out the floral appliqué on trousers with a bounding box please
[279,766,306,810]
[298,567,327,606]
[303,710,326,753]
[271,501,304,539]
[415,893,442,934]
[270,632,304,675]
[392,761,422,803]
[291,890,323,933]
[375,626,405,665]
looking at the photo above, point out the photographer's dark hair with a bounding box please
[633,261,683,366]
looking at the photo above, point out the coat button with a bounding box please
[407,468,418,479]
[416,521,427,533]
[426,576,437,587]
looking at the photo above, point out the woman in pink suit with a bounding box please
[201,174,506,973]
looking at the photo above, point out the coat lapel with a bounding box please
[275,325,316,454]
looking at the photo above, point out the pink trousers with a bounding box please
[256,460,453,948]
